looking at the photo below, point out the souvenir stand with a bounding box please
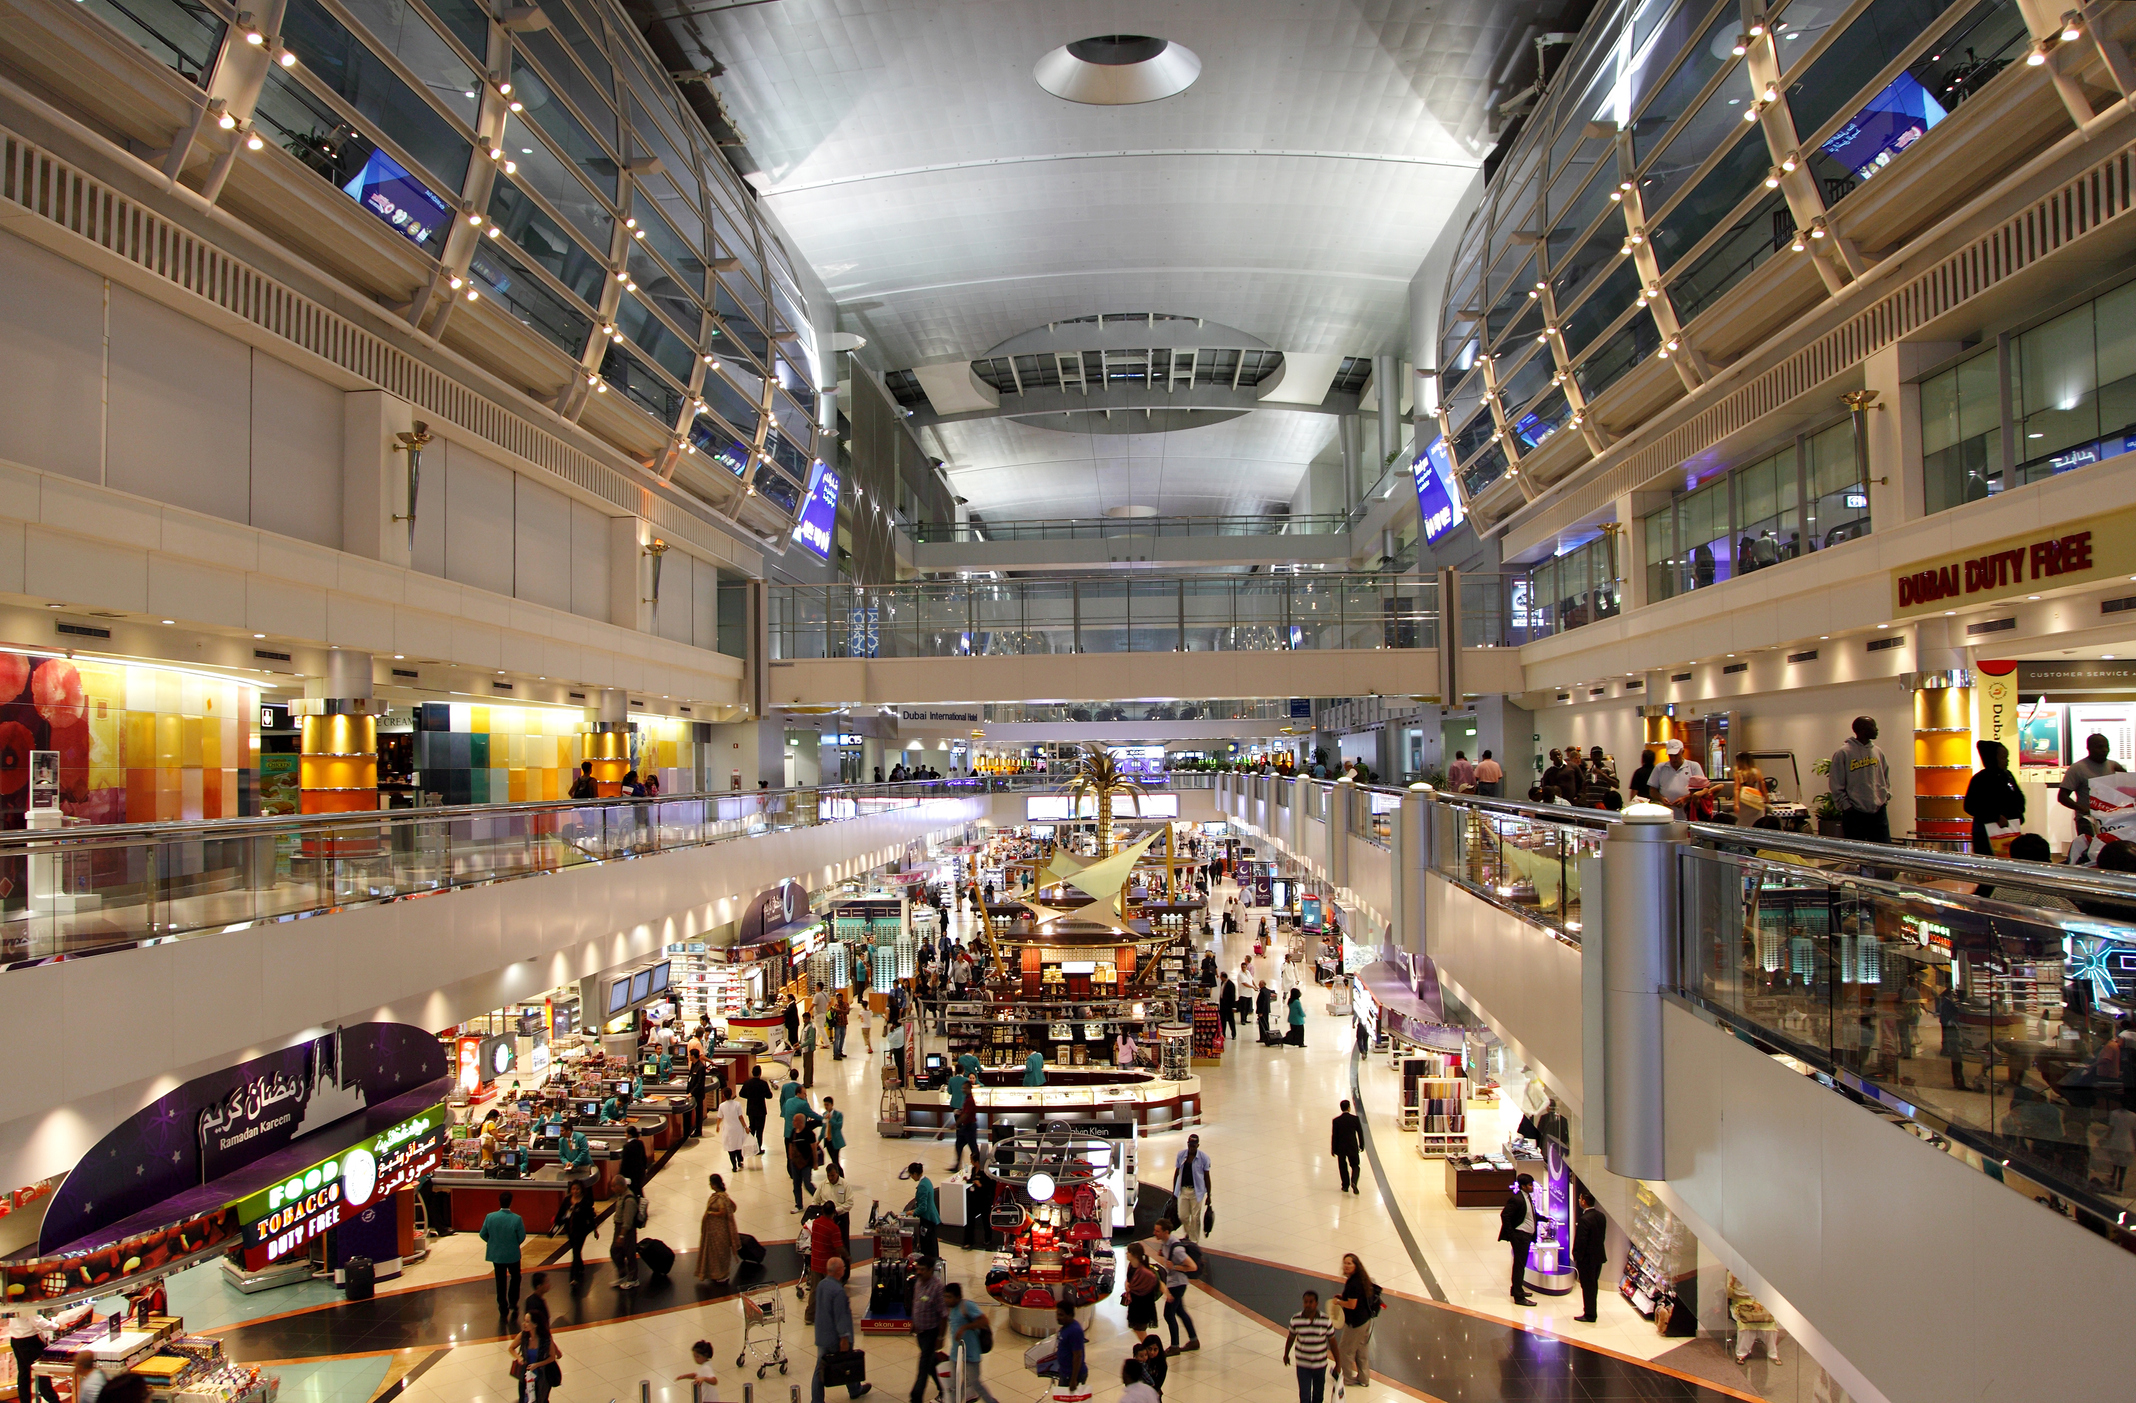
[981,1127,1121,1336]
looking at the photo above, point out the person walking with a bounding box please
[1150,1218,1200,1355]
[1330,1100,1363,1194]
[2059,731,2126,842]
[1255,982,1275,1043]
[1571,1189,1607,1322]
[857,997,874,1054]
[830,999,849,1061]
[1499,1173,1539,1306]
[1282,1289,1335,1403]
[1330,1253,1375,1387]
[1049,1301,1087,1392]
[824,1095,847,1171]
[612,1179,642,1289]
[1649,739,1706,816]
[620,1125,649,1193]
[559,1179,599,1281]
[948,1082,981,1172]
[1171,1135,1211,1245]
[511,1310,560,1403]
[886,1019,908,1086]
[907,1256,948,1403]
[788,1109,822,1214]
[812,1258,874,1403]
[481,1191,527,1319]
[943,1284,998,1403]
[687,1053,709,1139]
[1829,716,1893,843]
[801,1016,819,1087]
[697,1173,740,1287]
[718,1093,753,1171]
[1217,976,1239,1041]
[740,1066,773,1155]
[1446,751,1475,792]
[1117,1358,1159,1403]
[1964,740,2025,854]
[783,998,801,1051]
[1122,1243,1162,1345]
[8,1310,60,1403]
[1473,750,1503,797]
[1286,988,1306,1047]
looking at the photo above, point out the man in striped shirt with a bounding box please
[1283,1291,1335,1403]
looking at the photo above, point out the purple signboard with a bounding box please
[1412,436,1462,544]
[41,1023,447,1253]
[793,459,841,560]
[340,148,449,251]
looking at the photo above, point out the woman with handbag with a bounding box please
[510,1314,560,1403]
[560,1179,599,1283]
[697,1173,740,1286]
[1122,1242,1163,1345]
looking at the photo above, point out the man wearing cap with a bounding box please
[1648,739,1706,815]
[901,1162,941,1265]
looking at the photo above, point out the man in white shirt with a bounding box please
[1648,739,1706,815]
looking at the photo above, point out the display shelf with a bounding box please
[1619,1181,1694,1319]
[1400,1051,1468,1155]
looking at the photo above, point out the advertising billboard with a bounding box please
[792,459,841,560]
[1412,436,1463,544]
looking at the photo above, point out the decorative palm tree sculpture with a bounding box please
[1062,741,1148,856]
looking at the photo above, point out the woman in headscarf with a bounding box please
[696,1173,740,1285]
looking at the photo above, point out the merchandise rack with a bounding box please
[1401,1051,1469,1155]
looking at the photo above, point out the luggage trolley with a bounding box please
[737,1283,790,1377]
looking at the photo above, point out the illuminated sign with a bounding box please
[340,148,447,250]
[1820,72,1945,183]
[1890,506,2136,616]
[1024,794,1180,820]
[1411,436,1463,544]
[235,1105,444,1268]
[793,459,841,560]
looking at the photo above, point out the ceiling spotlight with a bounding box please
[254,633,266,639]
[465,288,479,301]
[217,111,238,130]
[449,275,464,289]
[2061,12,2082,42]
[466,213,483,226]
[245,130,263,150]
[1748,19,1766,36]
[1780,152,1798,172]
[486,225,501,238]
[594,382,607,393]
[1731,34,1748,54]
[162,619,175,625]
[2027,42,2048,65]
[1764,168,1782,188]
[277,48,295,66]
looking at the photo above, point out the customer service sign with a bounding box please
[1890,507,2136,618]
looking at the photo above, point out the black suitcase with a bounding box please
[342,1256,375,1301]
[737,1233,767,1264]
[638,1237,676,1278]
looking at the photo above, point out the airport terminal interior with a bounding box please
[0,1,2132,1401]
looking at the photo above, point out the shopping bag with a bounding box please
[1987,821,2021,857]
[1202,1203,1214,1236]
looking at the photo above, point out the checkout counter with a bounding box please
[430,1162,595,1233]
[898,1074,1201,1136]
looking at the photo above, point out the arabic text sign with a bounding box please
[235,1105,445,1268]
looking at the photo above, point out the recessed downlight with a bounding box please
[1035,33,1201,104]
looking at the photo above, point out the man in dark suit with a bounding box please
[1498,1173,1539,1306]
[620,1124,649,1192]
[1330,1100,1363,1194]
[1256,983,1276,1043]
[1217,977,1238,1040]
[1572,1188,1608,1322]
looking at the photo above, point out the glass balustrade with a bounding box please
[1428,794,1612,943]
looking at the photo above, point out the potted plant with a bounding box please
[1810,759,1843,835]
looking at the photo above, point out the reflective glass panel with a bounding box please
[1668,186,1792,324]
[1650,126,1765,271]
[79,0,225,84]
[1804,420,1869,548]
[517,28,615,145]
[467,240,594,356]
[486,175,607,304]
[338,0,481,126]
[1629,0,1741,166]
[283,0,472,189]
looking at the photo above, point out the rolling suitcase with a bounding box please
[638,1237,676,1279]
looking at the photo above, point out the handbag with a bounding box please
[1202,1202,1214,1236]
[821,1350,867,1386]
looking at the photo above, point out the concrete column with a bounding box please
[1375,355,1401,468]
[1589,805,1678,1180]
[587,688,631,797]
[1328,778,1352,888]
[1395,784,1430,955]
[341,391,420,569]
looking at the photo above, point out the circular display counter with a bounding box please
[899,1074,1199,1137]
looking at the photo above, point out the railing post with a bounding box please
[1328,778,1351,889]
[1397,784,1432,955]
[1586,803,1679,1181]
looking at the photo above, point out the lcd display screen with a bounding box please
[1412,435,1464,543]
[630,968,653,1004]
[793,459,841,560]
[648,961,671,995]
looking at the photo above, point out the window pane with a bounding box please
[1922,350,2004,514]
[513,51,620,197]
[713,280,770,369]
[504,120,613,249]
[600,342,684,424]
[284,0,473,191]
[1787,0,1960,140]
[1651,126,1765,271]
[1550,219,1622,311]
[517,29,616,146]
[1561,257,1640,359]
[1805,421,1870,547]
[1461,443,1509,498]
[1496,346,1555,414]
[78,0,223,84]
[1630,1,1741,167]
[487,175,606,304]
[338,0,481,126]
[628,226,701,329]
[1512,387,1573,450]
[421,0,490,59]
[1486,254,1537,344]
[258,71,452,253]
[616,292,695,385]
[1669,187,1792,325]
[2016,301,2100,460]
[539,0,613,93]
[467,240,593,357]
[1637,70,1753,217]
[701,367,761,441]
[1574,311,1663,403]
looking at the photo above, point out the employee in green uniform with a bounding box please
[654,1048,674,1080]
[956,1050,982,1079]
[1023,1051,1047,1087]
[600,1093,625,1123]
[557,1126,594,1170]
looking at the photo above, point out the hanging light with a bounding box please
[2060,11,2082,42]
[1731,33,1749,55]
[1747,19,1766,36]
[245,129,263,151]
[1809,217,1829,239]
[2026,42,2049,65]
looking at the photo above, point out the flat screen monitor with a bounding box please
[575,1100,600,1119]
[615,1079,633,1096]
[648,961,671,995]
[630,968,653,1004]
[923,1053,946,1073]
[606,978,631,1016]
[543,1122,562,1139]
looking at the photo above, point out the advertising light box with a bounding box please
[1025,793,1180,821]
[793,460,841,561]
[1412,436,1463,544]
[235,1105,445,1268]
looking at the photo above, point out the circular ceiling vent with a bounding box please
[1035,34,1201,105]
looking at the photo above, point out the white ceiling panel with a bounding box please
[682,0,1569,519]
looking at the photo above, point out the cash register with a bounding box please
[486,1145,527,1180]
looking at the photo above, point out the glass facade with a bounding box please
[1521,536,1621,638]
[1921,280,2136,511]
[1437,0,2035,499]
[74,0,816,524]
[1643,421,1862,601]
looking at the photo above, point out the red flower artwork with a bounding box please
[0,654,27,704]
[31,660,84,727]
[0,721,32,793]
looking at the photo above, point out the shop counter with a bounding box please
[434,1165,593,1232]
[727,1013,788,1053]
[1443,1156,1517,1207]
[899,1076,1200,1136]
[580,1114,672,1154]
[630,1096,692,1146]
[529,1145,620,1198]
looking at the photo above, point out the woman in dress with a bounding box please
[717,1095,752,1172]
[1122,1242,1162,1344]
[696,1173,740,1285]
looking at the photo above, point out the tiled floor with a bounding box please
[162,878,1772,1403]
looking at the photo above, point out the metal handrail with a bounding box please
[1685,821,2136,903]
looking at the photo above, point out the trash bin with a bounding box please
[343,1256,375,1301]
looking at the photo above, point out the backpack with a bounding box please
[1368,1284,1384,1318]
[1168,1238,1201,1274]
[635,1193,649,1229]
